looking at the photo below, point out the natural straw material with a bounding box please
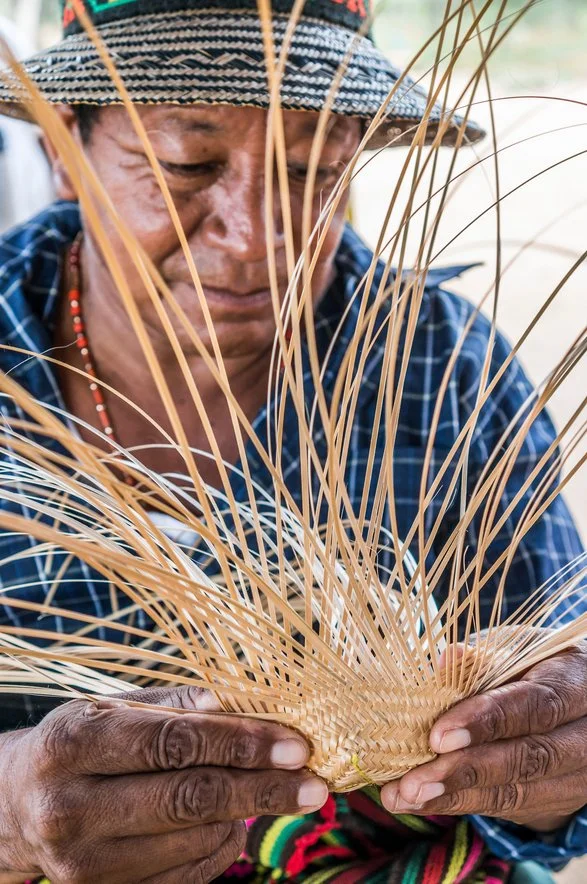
[0,0,585,795]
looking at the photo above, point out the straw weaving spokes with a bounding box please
[0,0,586,795]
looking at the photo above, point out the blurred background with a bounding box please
[0,3,585,879]
[356,0,587,558]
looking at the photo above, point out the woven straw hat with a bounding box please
[0,0,484,150]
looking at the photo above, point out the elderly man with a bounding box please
[0,1,585,883]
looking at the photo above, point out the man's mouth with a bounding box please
[199,285,277,312]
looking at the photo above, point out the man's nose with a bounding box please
[199,166,285,264]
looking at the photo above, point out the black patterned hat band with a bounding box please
[0,0,484,149]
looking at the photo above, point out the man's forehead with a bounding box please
[135,103,339,139]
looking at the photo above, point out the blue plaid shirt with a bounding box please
[0,202,585,872]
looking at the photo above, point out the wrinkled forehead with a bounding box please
[97,103,362,147]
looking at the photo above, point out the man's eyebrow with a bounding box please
[151,114,223,134]
[184,119,222,134]
[286,116,341,142]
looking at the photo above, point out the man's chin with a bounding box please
[168,318,278,361]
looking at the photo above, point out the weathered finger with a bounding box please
[382,768,587,821]
[91,767,329,836]
[385,717,587,807]
[139,821,247,883]
[107,822,234,882]
[109,686,223,713]
[429,647,587,752]
[37,700,310,775]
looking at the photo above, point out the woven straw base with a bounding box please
[293,684,464,792]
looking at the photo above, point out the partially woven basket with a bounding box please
[299,685,462,790]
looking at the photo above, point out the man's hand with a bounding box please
[381,647,587,830]
[0,686,328,883]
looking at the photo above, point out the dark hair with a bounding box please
[73,104,102,143]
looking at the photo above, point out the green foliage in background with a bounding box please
[374,0,587,85]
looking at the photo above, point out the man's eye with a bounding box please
[287,163,338,186]
[158,159,219,178]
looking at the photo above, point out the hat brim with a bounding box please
[0,9,484,150]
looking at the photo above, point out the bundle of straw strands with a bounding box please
[0,0,585,793]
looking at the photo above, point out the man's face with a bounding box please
[58,104,361,359]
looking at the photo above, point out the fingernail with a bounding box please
[380,784,400,811]
[271,739,309,768]
[416,782,445,803]
[438,728,471,753]
[298,778,329,809]
[396,800,424,812]
[191,692,223,712]
[382,786,423,813]
[93,699,128,710]
[382,781,444,811]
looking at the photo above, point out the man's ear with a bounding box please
[42,105,81,201]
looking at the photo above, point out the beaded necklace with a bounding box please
[67,237,139,488]
[66,238,288,488]
[67,235,118,442]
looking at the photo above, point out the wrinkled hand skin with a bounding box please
[381,647,587,831]
[0,686,328,883]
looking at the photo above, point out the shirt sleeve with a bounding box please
[454,328,587,870]
[458,325,585,631]
[471,810,587,872]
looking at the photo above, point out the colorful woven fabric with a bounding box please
[26,794,512,883]
[220,789,511,883]
[60,0,371,39]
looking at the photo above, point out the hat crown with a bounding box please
[61,0,370,36]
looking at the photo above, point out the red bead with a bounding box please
[68,234,118,445]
